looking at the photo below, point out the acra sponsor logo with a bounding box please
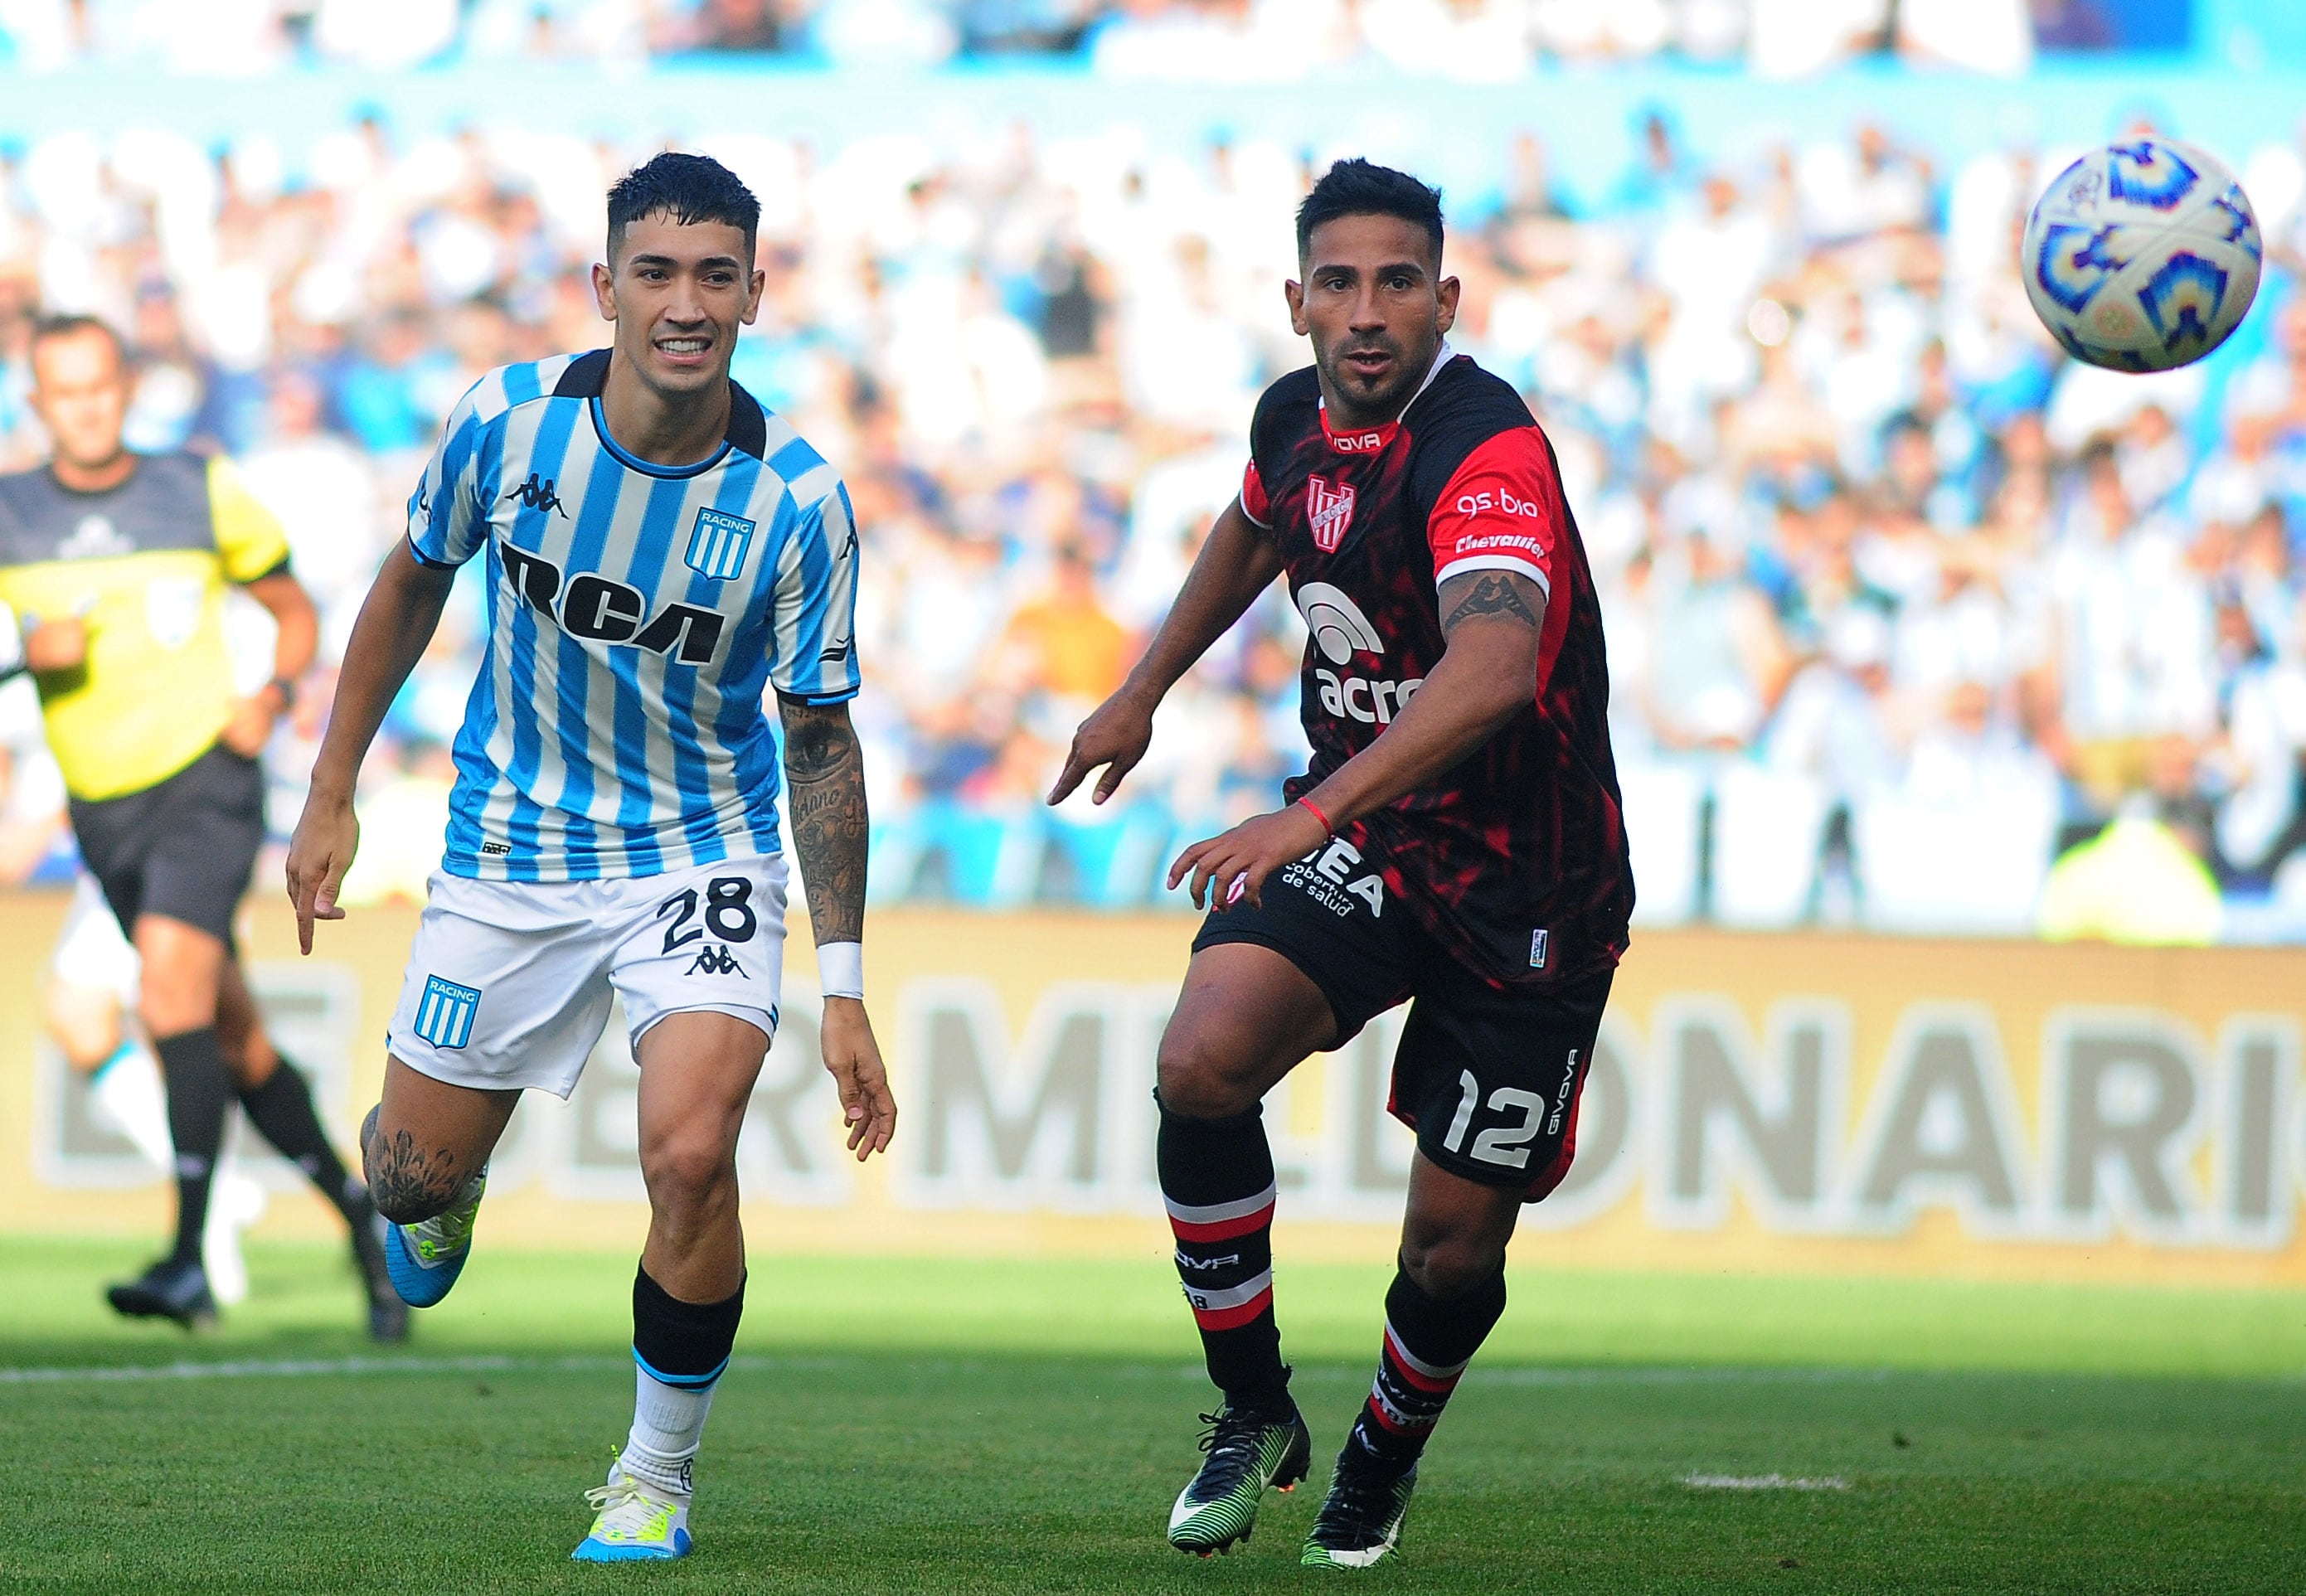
[1294,584,1420,723]
[1315,669,1422,723]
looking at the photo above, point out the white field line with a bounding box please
[0,1352,852,1386]
[0,1353,1913,1389]
[1684,1473,1852,1492]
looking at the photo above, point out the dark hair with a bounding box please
[606,152,760,265]
[29,313,128,364]
[1295,158,1444,265]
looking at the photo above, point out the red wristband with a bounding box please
[1297,796,1334,838]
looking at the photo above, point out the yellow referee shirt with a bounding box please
[0,453,290,801]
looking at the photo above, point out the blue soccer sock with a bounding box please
[624,1265,745,1497]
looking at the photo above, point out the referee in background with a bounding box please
[0,315,404,1340]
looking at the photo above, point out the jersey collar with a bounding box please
[556,348,771,478]
[1317,341,1455,454]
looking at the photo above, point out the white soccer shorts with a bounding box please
[52,872,138,1000]
[386,853,789,1098]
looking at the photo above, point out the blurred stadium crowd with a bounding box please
[0,0,2153,75]
[2,92,2306,937]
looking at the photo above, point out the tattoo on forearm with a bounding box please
[1442,572,1542,634]
[783,701,869,944]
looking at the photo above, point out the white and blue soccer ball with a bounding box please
[2022,138,2262,374]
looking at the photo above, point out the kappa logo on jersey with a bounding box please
[1298,582,1422,724]
[498,545,726,664]
[505,473,569,518]
[687,944,745,977]
[1307,474,1356,551]
[685,508,755,582]
[414,975,482,1050]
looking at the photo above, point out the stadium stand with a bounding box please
[2,3,2306,938]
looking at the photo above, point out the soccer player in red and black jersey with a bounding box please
[1051,159,1633,1568]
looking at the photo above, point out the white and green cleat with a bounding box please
[1166,1403,1311,1556]
[1303,1454,1417,1569]
[571,1460,692,1562]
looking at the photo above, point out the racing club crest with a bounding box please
[686,507,756,581]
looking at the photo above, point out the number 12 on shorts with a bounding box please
[1441,1055,1578,1171]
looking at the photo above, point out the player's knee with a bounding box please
[137,982,215,1041]
[1398,1230,1507,1302]
[1155,1033,1261,1120]
[639,1131,735,1211]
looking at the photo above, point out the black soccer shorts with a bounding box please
[1192,835,1613,1201]
[68,742,265,947]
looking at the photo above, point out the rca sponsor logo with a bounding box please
[498,545,726,664]
[1313,667,1424,724]
[1456,488,1547,519]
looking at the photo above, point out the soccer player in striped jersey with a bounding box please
[284,153,896,1564]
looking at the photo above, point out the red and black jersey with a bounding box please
[1240,350,1633,987]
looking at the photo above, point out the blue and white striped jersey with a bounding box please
[408,350,860,882]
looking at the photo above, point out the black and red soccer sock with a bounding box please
[154,1027,233,1268]
[1158,1095,1291,1415]
[239,1057,371,1225]
[1344,1264,1508,1472]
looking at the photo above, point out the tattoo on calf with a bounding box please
[1442,571,1542,633]
[782,701,869,945]
[363,1123,468,1223]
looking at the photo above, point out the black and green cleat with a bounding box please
[1302,1453,1417,1570]
[1165,1401,1312,1556]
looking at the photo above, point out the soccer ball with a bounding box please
[2021,138,2262,373]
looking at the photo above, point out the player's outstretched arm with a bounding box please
[1171,570,1545,910]
[779,695,896,1162]
[284,541,456,953]
[1048,497,1284,807]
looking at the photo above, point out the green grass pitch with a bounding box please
[2,1237,2303,1593]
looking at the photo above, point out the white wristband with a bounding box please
[818,940,864,1000]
